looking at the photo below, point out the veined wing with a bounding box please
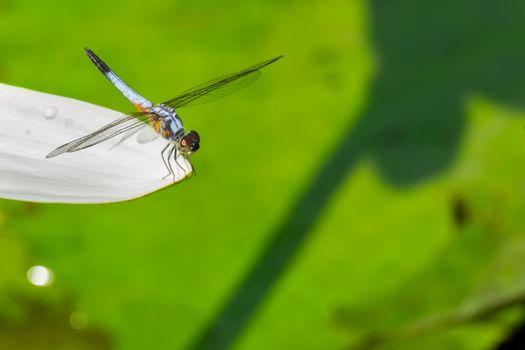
[107,124,158,151]
[46,112,159,158]
[162,55,283,109]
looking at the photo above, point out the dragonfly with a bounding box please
[46,48,283,180]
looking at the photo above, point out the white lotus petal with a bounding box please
[0,83,193,203]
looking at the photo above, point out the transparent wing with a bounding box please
[162,55,283,109]
[46,112,159,158]
[137,126,160,143]
[108,123,159,151]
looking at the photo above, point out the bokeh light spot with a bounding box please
[70,311,89,330]
[26,265,54,287]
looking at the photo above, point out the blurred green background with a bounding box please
[2,0,525,349]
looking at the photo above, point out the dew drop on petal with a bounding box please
[70,311,89,330]
[27,265,54,287]
[42,106,57,120]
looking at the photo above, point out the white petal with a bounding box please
[0,83,193,203]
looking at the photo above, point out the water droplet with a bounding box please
[42,106,57,120]
[27,265,54,287]
[70,311,89,330]
[25,128,31,136]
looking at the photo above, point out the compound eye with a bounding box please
[191,142,200,152]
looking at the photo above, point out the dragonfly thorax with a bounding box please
[150,104,184,142]
[150,104,175,118]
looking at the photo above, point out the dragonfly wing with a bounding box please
[46,112,159,158]
[162,55,283,109]
[137,126,160,143]
[108,124,149,150]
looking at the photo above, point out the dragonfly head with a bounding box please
[178,130,200,155]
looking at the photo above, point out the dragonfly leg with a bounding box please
[166,146,177,182]
[160,143,173,180]
[173,148,187,178]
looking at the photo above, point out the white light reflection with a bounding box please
[27,265,54,287]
